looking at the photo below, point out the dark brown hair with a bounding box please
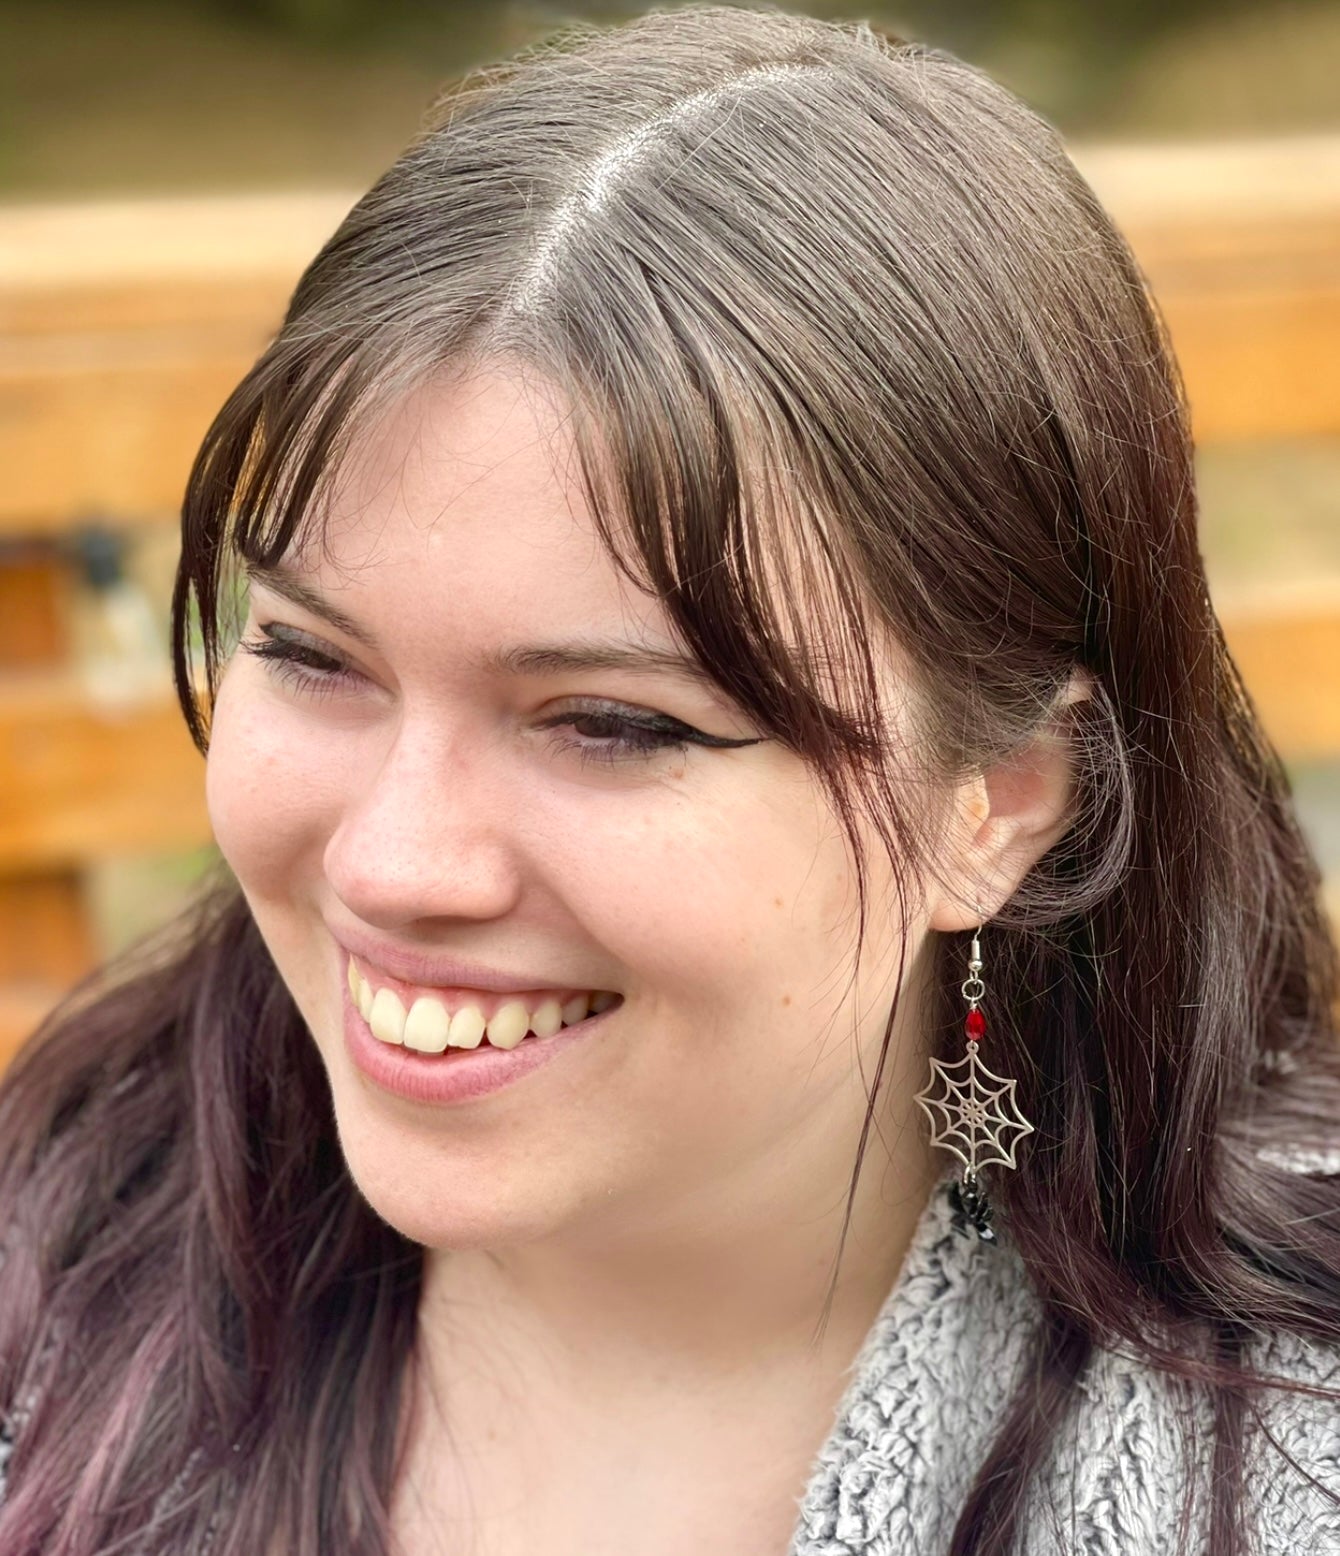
[2,7,1338,1553]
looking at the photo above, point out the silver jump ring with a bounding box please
[961,975,986,1003]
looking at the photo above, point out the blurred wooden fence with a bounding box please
[2,136,1340,1066]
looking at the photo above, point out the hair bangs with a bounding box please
[173,331,433,750]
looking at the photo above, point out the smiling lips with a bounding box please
[347,957,618,1054]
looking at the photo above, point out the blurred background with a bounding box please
[1,0,1338,1065]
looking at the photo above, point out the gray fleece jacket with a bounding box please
[3,1174,1338,1552]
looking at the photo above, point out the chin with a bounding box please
[329,1104,579,1252]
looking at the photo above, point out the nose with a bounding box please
[322,718,525,932]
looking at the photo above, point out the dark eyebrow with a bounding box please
[246,563,380,649]
[244,562,718,688]
[486,641,719,689]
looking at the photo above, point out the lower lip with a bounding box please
[341,976,614,1105]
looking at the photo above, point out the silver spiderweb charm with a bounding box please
[914,923,1033,1243]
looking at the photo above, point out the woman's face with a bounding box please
[206,367,950,1252]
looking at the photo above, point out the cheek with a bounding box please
[557,788,885,1189]
[204,668,348,895]
[547,769,861,1030]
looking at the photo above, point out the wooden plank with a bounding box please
[1078,143,1340,441]
[3,277,294,341]
[0,671,211,872]
[1160,287,1340,442]
[1219,596,1340,761]
[1075,137,1340,232]
[0,193,348,533]
[0,189,350,317]
[0,335,267,532]
[0,874,97,1073]
[0,555,66,665]
[0,872,95,984]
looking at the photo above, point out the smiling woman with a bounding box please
[205,363,969,1294]
[1,7,1339,1556]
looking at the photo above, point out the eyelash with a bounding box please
[237,627,722,767]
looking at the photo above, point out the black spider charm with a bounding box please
[949,1172,997,1244]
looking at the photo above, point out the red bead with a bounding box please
[964,1007,986,1040]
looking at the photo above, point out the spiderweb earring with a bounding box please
[914,910,1034,1243]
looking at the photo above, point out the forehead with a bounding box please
[313,367,597,567]
[281,366,663,641]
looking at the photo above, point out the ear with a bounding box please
[926,670,1092,934]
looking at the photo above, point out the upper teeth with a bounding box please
[347,959,616,1053]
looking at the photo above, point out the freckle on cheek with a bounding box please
[773,896,783,908]
[781,994,792,1008]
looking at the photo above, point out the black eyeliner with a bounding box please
[565,704,762,750]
